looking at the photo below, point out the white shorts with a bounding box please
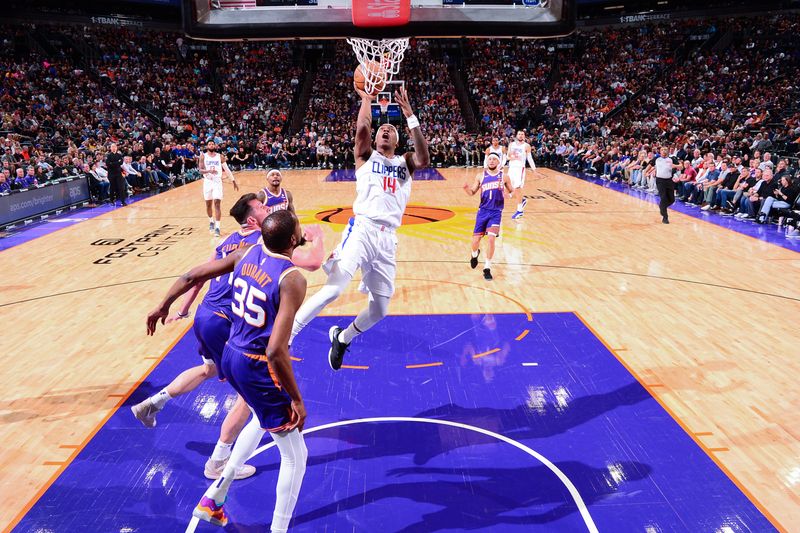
[324,216,398,298]
[508,166,525,189]
[203,178,223,201]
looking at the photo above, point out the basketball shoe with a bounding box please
[470,249,480,269]
[214,228,221,237]
[483,268,493,280]
[193,496,228,527]
[209,221,214,232]
[328,326,350,371]
[511,211,523,220]
[204,458,257,480]
[131,398,161,428]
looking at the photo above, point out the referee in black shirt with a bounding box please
[655,147,679,224]
[106,143,127,206]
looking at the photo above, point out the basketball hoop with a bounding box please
[347,37,409,96]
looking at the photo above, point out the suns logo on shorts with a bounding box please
[316,205,454,225]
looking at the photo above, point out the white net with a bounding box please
[347,37,409,96]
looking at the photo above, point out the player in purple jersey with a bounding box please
[463,152,513,280]
[132,193,268,480]
[146,210,308,531]
[257,169,294,214]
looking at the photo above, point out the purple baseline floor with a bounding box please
[14,313,774,533]
[567,169,800,253]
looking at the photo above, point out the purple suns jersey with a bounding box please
[479,170,505,211]
[200,229,262,314]
[263,187,290,214]
[226,244,297,352]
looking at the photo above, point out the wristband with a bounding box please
[177,311,190,319]
[406,115,420,130]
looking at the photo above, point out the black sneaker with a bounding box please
[470,250,480,269]
[328,326,349,371]
[662,216,669,224]
[483,268,493,280]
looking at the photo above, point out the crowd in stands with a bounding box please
[2,15,799,235]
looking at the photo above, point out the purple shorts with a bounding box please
[193,305,232,378]
[473,209,502,235]
[221,343,294,432]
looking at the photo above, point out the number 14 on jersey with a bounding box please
[382,176,397,194]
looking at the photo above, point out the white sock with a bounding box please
[204,416,265,505]
[270,429,308,533]
[471,250,479,258]
[485,259,492,269]
[339,321,363,345]
[150,389,172,410]
[516,203,524,212]
[215,220,221,230]
[338,292,390,345]
[209,216,214,223]
[210,440,233,462]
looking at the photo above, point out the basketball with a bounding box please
[354,62,386,96]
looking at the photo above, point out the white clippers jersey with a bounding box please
[353,150,413,228]
[203,152,222,182]
[507,141,528,168]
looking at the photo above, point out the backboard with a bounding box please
[183,0,575,40]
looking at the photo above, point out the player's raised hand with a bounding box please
[354,84,376,102]
[394,86,413,117]
[146,305,169,336]
[302,224,323,243]
[288,399,306,432]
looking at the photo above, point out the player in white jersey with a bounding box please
[290,85,430,370]
[199,140,239,237]
[507,130,538,220]
[484,137,507,168]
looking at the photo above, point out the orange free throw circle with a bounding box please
[315,205,455,225]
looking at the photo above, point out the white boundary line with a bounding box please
[186,416,599,533]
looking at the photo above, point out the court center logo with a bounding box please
[316,205,454,225]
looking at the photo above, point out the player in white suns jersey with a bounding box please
[507,130,538,220]
[199,140,239,237]
[290,85,430,370]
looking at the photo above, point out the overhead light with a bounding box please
[603,4,624,9]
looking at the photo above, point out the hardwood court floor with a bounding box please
[0,168,798,531]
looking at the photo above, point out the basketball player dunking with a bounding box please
[257,168,295,214]
[146,210,309,530]
[464,152,513,280]
[507,130,538,220]
[200,141,239,237]
[289,85,430,370]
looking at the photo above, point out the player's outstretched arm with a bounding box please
[395,86,429,174]
[146,248,247,335]
[354,87,375,165]
[266,270,308,431]
[166,251,217,323]
[291,224,324,271]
